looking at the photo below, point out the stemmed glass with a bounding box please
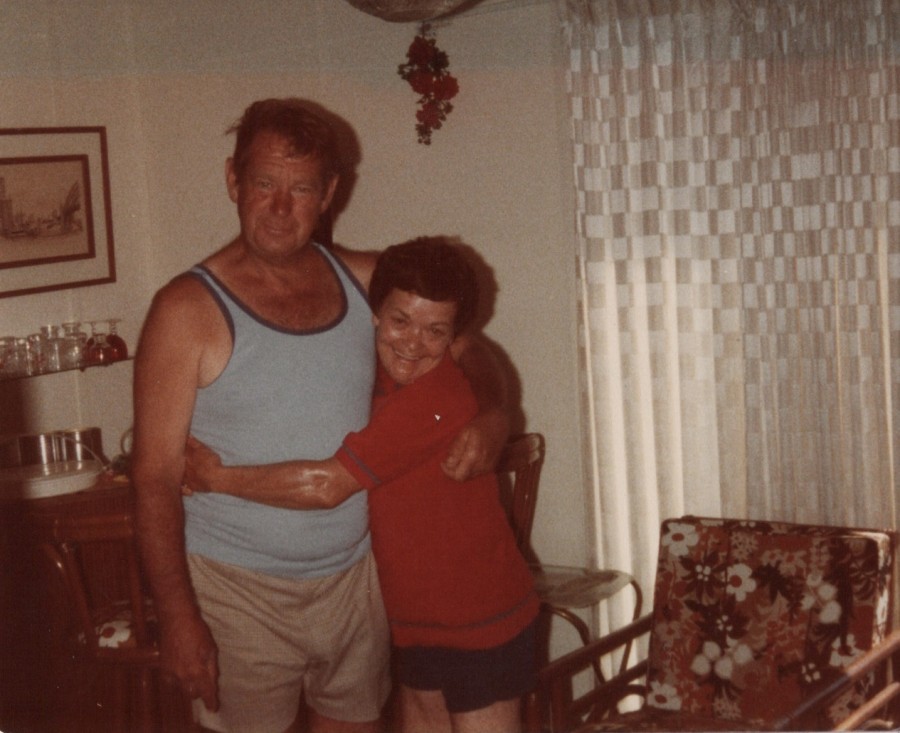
[106,318,128,361]
[85,321,117,365]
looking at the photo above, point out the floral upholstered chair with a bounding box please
[533,516,900,732]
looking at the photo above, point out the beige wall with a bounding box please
[0,0,588,568]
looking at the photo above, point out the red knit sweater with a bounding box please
[336,354,539,649]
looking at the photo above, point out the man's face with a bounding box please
[373,288,458,385]
[226,130,337,263]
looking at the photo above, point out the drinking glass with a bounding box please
[26,333,47,374]
[11,338,31,377]
[61,322,88,370]
[106,318,128,361]
[85,321,116,365]
[0,336,17,377]
[38,325,63,372]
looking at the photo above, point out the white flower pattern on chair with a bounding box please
[643,517,892,728]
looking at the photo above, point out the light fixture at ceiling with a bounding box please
[341,0,483,22]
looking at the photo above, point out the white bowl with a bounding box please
[0,460,103,500]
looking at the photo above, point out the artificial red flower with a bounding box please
[431,74,459,101]
[407,69,437,96]
[417,101,444,128]
[397,24,459,145]
[407,35,438,67]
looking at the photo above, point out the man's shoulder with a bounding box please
[146,269,221,326]
[139,268,231,384]
[153,268,206,303]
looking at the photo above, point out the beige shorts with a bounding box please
[187,552,390,732]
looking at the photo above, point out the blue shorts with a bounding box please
[394,621,537,713]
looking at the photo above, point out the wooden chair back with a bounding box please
[39,511,158,664]
[32,508,189,732]
[496,432,545,561]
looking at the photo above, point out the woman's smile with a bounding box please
[373,289,458,386]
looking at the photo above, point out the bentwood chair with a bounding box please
[35,510,189,732]
[498,434,643,733]
[496,433,546,563]
[498,433,641,641]
[535,515,900,732]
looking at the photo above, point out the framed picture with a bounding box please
[0,127,115,298]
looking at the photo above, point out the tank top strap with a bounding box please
[187,242,370,334]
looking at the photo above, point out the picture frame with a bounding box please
[0,127,115,299]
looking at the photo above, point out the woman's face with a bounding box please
[373,288,457,385]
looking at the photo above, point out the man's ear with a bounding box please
[320,174,339,213]
[225,158,239,203]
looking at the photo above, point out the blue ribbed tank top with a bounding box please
[184,244,375,579]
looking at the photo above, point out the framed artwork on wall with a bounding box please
[0,126,115,299]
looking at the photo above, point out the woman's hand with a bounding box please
[182,435,224,495]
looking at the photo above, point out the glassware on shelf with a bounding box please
[106,318,128,361]
[11,338,32,377]
[39,324,64,372]
[60,322,88,370]
[0,318,130,381]
[45,337,63,372]
[0,336,18,378]
[26,333,47,374]
[85,321,117,366]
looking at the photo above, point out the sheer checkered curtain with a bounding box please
[558,0,900,630]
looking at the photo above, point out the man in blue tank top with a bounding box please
[132,99,509,733]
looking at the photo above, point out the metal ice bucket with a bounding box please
[0,427,106,469]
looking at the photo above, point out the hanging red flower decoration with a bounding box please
[397,24,459,145]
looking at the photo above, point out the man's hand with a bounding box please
[447,333,511,480]
[183,436,223,494]
[160,608,220,712]
[442,408,510,481]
